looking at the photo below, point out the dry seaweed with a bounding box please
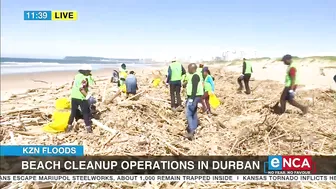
[1,68,335,189]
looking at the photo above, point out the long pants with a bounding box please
[275,87,306,114]
[170,83,181,108]
[186,97,201,134]
[68,98,91,128]
[201,92,211,113]
[238,74,251,94]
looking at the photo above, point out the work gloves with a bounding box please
[85,92,92,100]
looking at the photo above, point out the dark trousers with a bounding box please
[238,74,251,94]
[201,92,211,113]
[274,87,306,114]
[169,83,181,108]
[68,98,91,128]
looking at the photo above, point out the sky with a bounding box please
[1,0,336,60]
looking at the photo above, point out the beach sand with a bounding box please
[0,62,335,188]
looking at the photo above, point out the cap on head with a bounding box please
[281,54,292,62]
[80,64,92,71]
[203,67,209,72]
[172,57,177,62]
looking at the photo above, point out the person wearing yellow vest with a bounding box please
[238,58,253,94]
[166,58,186,111]
[119,63,127,73]
[201,67,215,115]
[110,70,128,103]
[185,63,204,140]
[273,54,308,115]
[66,64,93,133]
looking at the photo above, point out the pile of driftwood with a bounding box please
[1,68,335,189]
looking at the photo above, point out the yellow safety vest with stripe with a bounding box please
[244,62,252,74]
[285,63,299,87]
[70,73,87,100]
[187,73,204,96]
[119,71,127,86]
[170,62,183,81]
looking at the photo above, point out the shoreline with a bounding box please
[0,66,167,102]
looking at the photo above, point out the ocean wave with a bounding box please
[1,62,62,66]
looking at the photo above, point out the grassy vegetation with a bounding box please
[306,56,336,61]
[204,56,336,65]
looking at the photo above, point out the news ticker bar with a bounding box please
[0,145,83,156]
[2,174,336,183]
[1,156,335,175]
[24,11,78,21]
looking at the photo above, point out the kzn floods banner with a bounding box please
[0,151,335,175]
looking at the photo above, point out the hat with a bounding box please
[281,54,292,61]
[80,64,92,71]
[203,67,209,72]
[172,57,177,62]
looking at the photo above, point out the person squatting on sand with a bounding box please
[273,54,308,115]
[110,66,128,102]
[66,64,94,133]
[166,58,186,111]
[125,71,138,99]
[185,63,204,140]
[201,67,215,115]
[238,58,253,94]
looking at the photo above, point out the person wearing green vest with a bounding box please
[67,64,93,133]
[201,67,215,115]
[166,58,186,111]
[273,54,308,115]
[237,58,253,94]
[185,63,204,140]
[196,64,204,80]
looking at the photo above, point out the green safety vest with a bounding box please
[196,68,204,81]
[170,62,183,81]
[187,73,204,96]
[70,73,87,100]
[204,75,213,92]
[87,75,95,85]
[119,67,127,72]
[182,73,191,82]
[244,62,252,74]
[285,63,299,87]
